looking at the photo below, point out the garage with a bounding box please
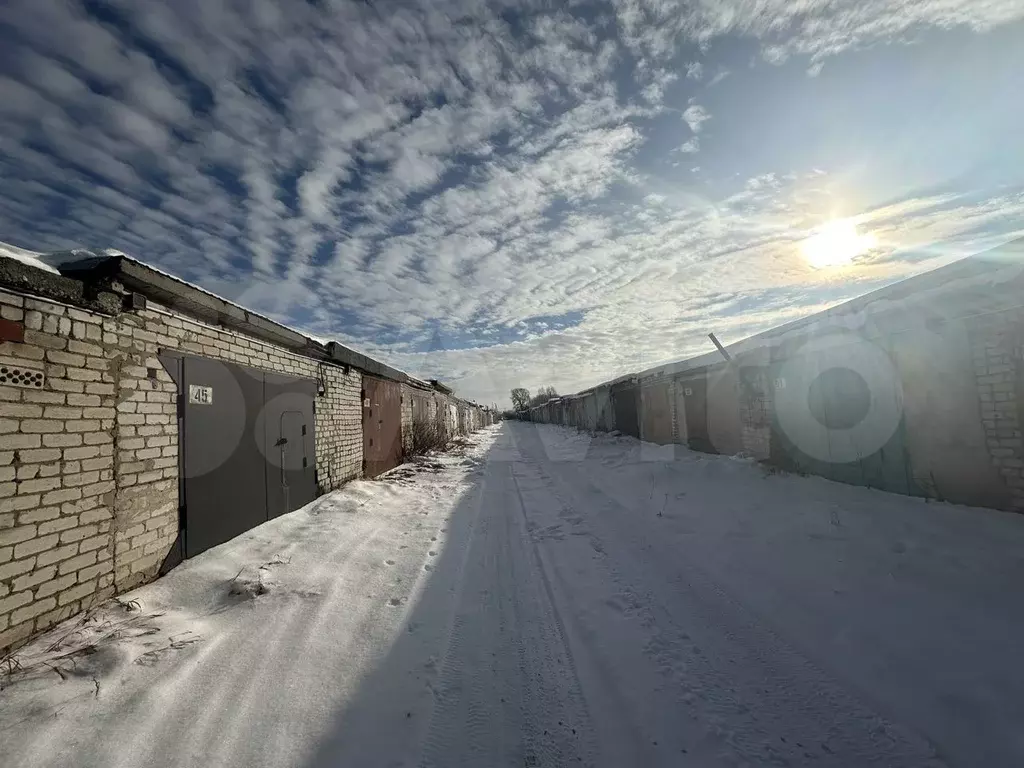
[162,353,318,558]
[611,379,640,438]
[678,369,715,453]
[640,380,673,444]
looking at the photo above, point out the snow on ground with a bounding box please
[3,422,1024,767]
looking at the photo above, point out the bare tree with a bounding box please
[510,387,531,412]
[528,386,559,407]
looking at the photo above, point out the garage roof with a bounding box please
[0,244,443,389]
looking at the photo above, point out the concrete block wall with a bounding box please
[967,308,1024,512]
[737,366,773,460]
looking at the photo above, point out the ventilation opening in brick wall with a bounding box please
[0,365,44,388]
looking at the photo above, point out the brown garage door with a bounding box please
[641,382,673,444]
[363,376,403,477]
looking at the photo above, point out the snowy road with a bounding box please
[4,422,1024,767]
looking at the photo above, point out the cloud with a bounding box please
[609,0,1024,68]
[0,0,1020,408]
[682,103,711,133]
[678,137,700,154]
[708,69,730,86]
[378,185,1024,404]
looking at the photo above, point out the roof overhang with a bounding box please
[0,250,417,385]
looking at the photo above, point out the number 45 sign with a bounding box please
[188,384,213,405]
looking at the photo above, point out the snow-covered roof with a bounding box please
[0,241,70,274]
[585,237,1024,390]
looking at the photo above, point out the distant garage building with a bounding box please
[528,239,1024,516]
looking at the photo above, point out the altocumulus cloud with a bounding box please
[1,0,1023,406]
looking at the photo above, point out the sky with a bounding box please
[1,1,1022,407]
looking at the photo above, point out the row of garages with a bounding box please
[175,357,496,560]
[0,248,497,653]
[526,245,1024,514]
[367,375,495,479]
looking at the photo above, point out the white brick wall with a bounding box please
[0,292,116,651]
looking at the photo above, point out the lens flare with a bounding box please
[801,219,876,269]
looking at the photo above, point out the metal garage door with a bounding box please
[163,354,317,559]
[641,382,673,444]
[263,372,318,519]
[768,345,912,495]
[363,376,403,478]
[611,381,640,438]
[680,371,716,453]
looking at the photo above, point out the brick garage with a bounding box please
[0,251,494,653]
[528,242,1024,513]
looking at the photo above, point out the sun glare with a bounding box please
[801,219,876,269]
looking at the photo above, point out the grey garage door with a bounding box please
[162,354,317,558]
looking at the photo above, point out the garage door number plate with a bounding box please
[188,384,214,405]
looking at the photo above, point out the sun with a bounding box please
[800,219,876,269]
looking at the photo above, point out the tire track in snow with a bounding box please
[511,458,695,766]
[415,470,492,768]
[507,463,598,768]
[418,465,538,768]
[567,454,949,765]
[517,425,946,767]
[418,455,596,768]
